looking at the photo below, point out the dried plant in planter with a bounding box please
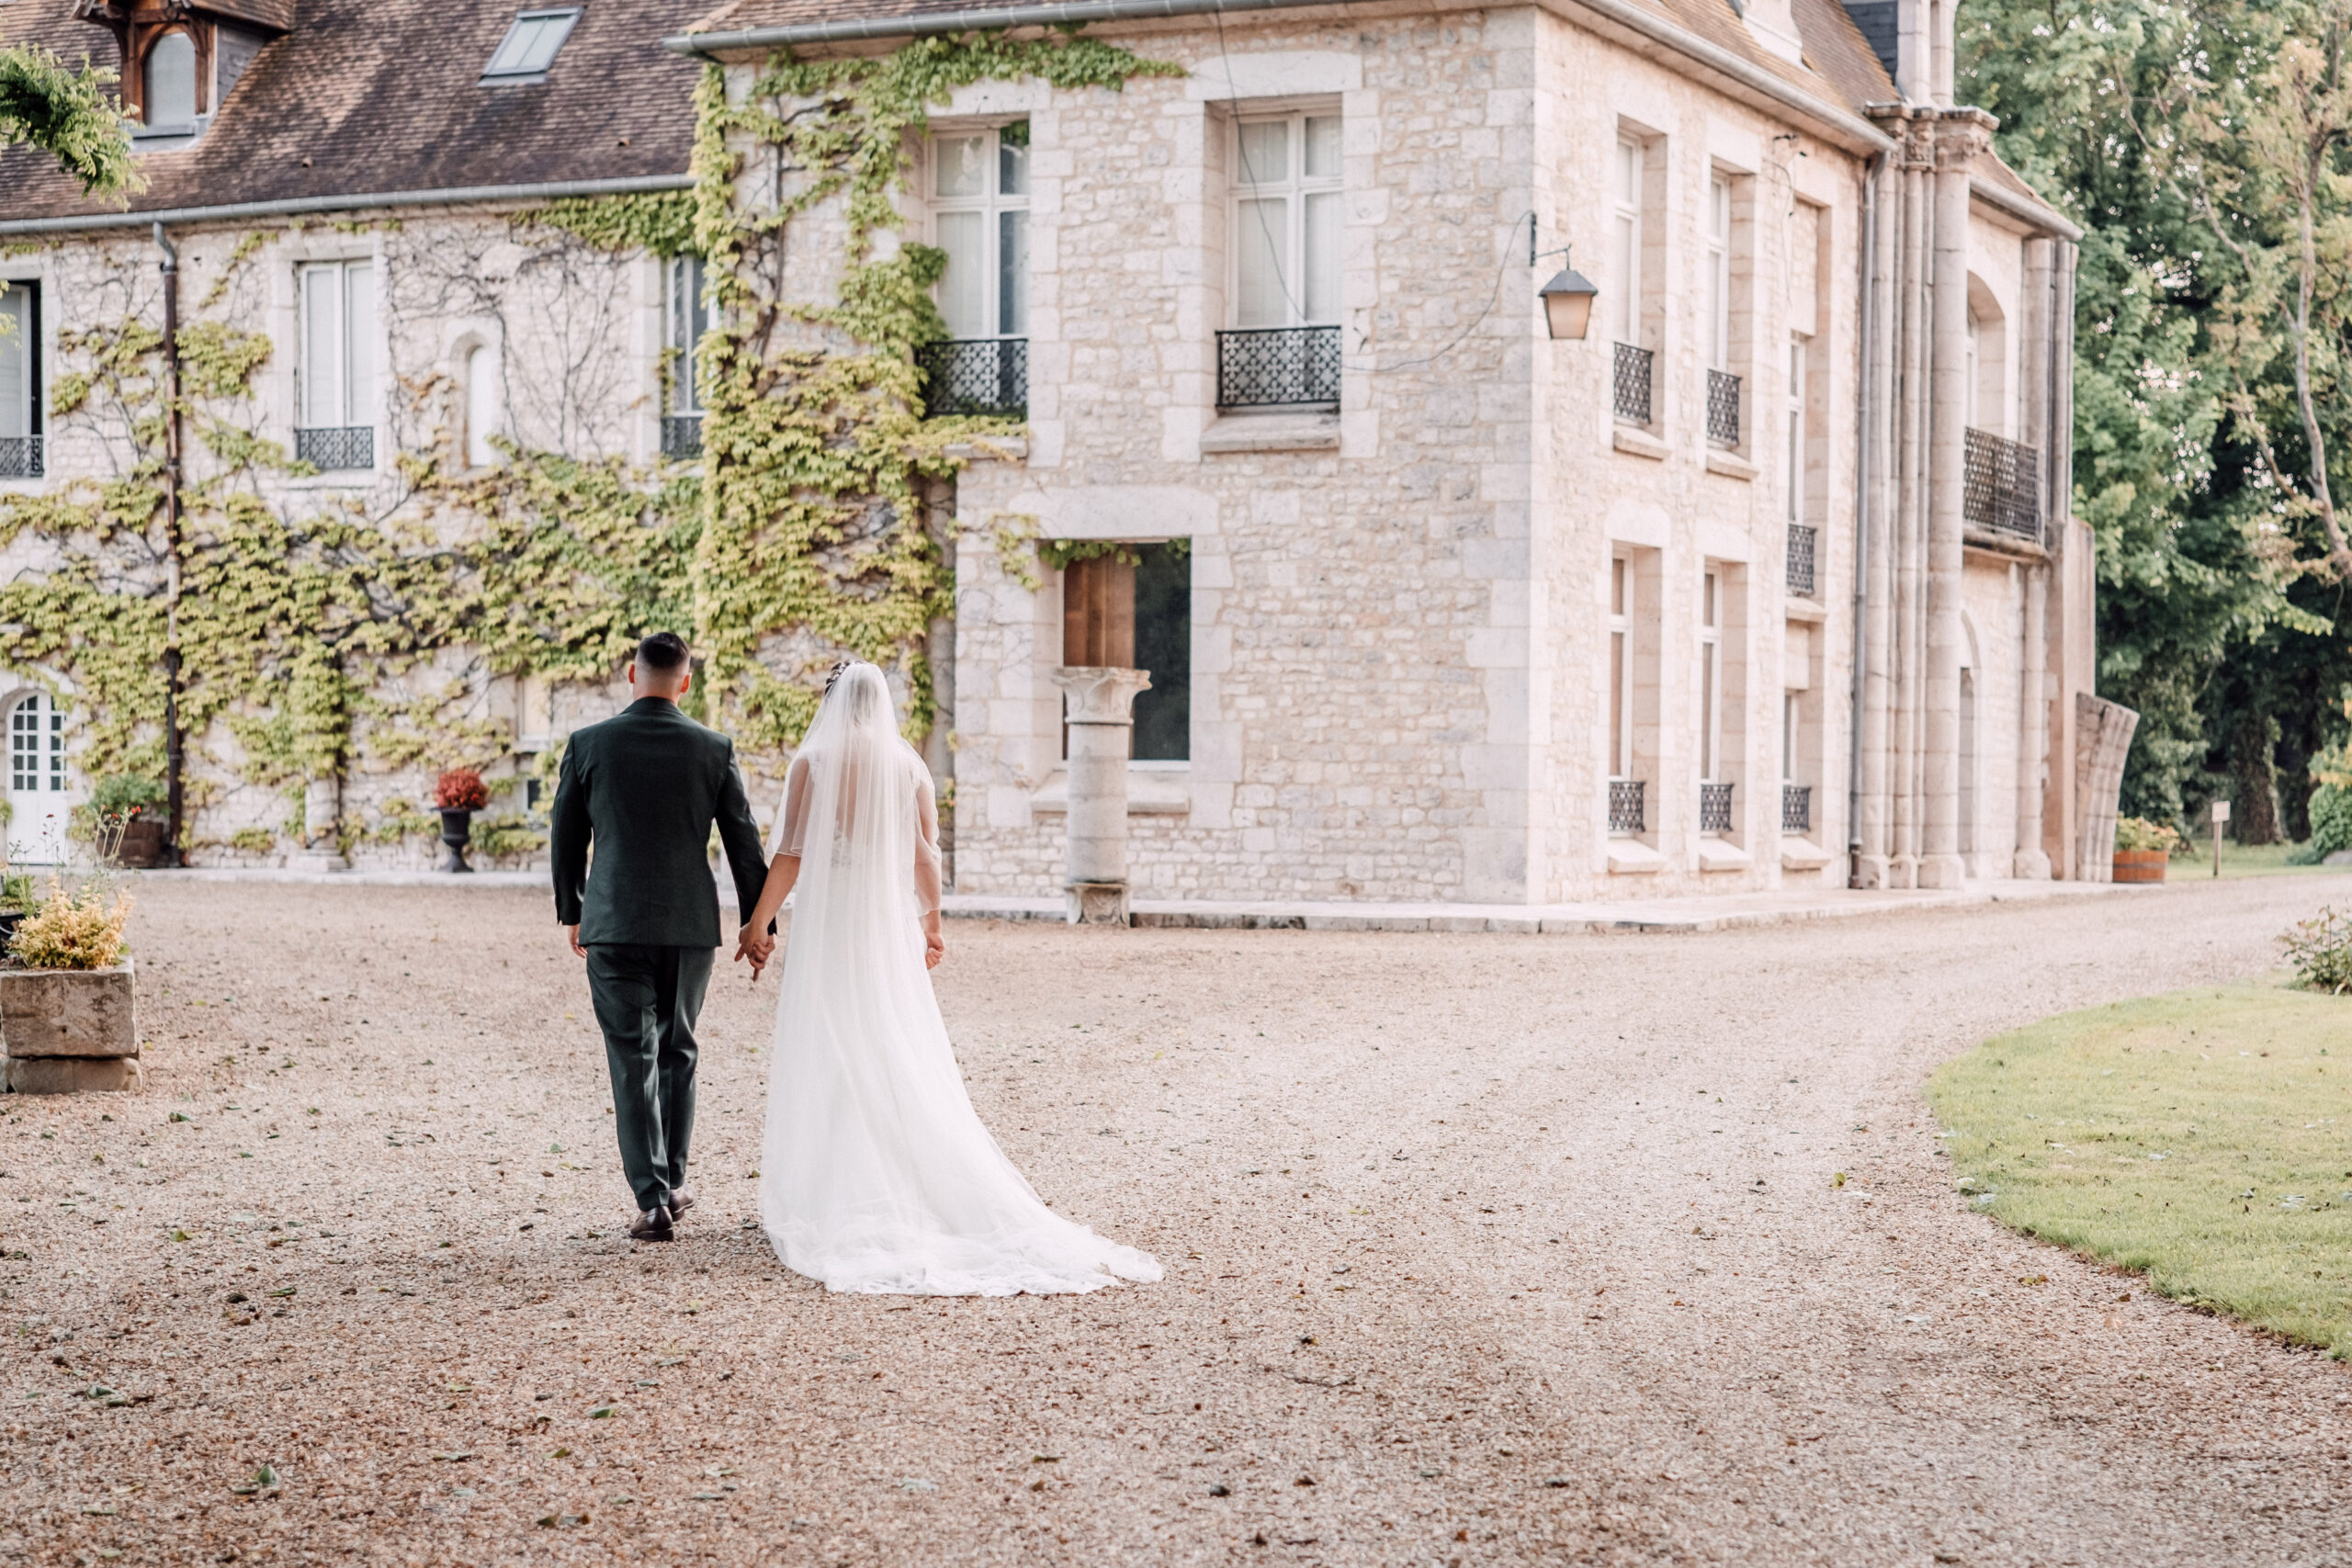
[10,879,132,970]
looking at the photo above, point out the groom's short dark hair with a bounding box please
[637,632,690,673]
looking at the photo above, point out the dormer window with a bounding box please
[141,30,198,134]
[481,8,581,84]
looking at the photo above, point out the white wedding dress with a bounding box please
[755,663,1162,1296]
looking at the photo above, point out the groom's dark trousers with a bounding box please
[549,697,770,1215]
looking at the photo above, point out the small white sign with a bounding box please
[2212,799,2233,823]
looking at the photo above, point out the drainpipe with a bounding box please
[154,222,186,868]
[1847,150,1882,887]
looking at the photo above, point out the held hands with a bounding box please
[734,923,776,980]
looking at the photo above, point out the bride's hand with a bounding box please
[734,924,772,979]
[923,922,944,971]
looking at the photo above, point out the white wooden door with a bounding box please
[8,693,72,865]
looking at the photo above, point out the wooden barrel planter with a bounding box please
[2113,849,2169,883]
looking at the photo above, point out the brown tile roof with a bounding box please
[683,0,1896,118]
[1,0,710,228]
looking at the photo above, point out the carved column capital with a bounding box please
[1052,665,1153,725]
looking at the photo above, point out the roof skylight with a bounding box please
[481,7,581,83]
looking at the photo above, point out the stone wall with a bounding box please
[0,210,663,866]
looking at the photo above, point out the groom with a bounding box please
[550,632,771,1241]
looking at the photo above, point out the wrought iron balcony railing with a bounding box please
[1216,324,1340,410]
[1781,783,1812,835]
[295,425,373,472]
[920,337,1027,418]
[1609,778,1646,835]
[0,434,40,480]
[661,413,704,460]
[1786,522,1816,599]
[1705,369,1741,447]
[1700,781,1734,834]
[1963,427,2042,543]
[1612,342,1653,425]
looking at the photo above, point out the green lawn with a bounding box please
[2168,837,2352,879]
[1927,979,2352,1354]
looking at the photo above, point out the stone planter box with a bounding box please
[2113,849,2169,884]
[0,959,141,1095]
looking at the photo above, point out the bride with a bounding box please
[733,661,1162,1296]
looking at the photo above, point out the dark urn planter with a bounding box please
[113,818,167,869]
[438,808,475,874]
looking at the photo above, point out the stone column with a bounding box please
[1917,110,1992,891]
[295,775,348,873]
[1051,666,1151,925]
[2012,565,2052,877]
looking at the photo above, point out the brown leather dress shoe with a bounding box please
[628,1205,674,1241]
[668,1188,695,1220]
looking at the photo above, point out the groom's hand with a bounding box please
[733,924,773,980]
[565,924,586,958]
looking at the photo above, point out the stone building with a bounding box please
[679,0,2109,906]
[0,0,2114,898]
[0,0,712,865]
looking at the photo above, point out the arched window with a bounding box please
[7,692,71,864]
[464,344,500,468]
[144,31,198,131]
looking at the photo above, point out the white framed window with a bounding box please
[463,344,500,468]
[299,260,375,432]
[1610,137,1641,349]
[666,254,707,414]
[1,283,38,477]
[1699,570,1723,784]
[482,8,581,81]
[1608,556,1634,784]
[1231,111,1342,328]
[8,693,62,794]
[1786,337,1806,524]
[1706,174,1732,373]
[931,123,1029,340]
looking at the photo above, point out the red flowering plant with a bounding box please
[433,768,490,812]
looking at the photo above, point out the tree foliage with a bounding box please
[1961,0,2352,831]
[0,44,138,198]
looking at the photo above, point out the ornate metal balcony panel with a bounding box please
[0,434,40,480]
[294,425,373,472]
[1612,342,1653,424]
[1785,523,1816,599]
[1963,427,2042,542]
[919,337,1027,418]
[661,414,704,460]
[1705,369,1741,447]
[1781,783,1812,834]
[1216,325,1340,409]
[1700,781,1734,834]
[1608,778,1645,836]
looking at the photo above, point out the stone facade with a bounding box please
[690,0,2093,905]
[0,214,670,865]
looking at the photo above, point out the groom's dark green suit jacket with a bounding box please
[549,697,771,947]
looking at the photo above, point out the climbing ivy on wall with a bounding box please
[687,35,1180,755]
[0,30,1174,855]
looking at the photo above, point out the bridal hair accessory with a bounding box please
[823,660,852,695]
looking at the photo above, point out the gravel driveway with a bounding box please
[5,874,2349,1565]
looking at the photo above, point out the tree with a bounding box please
[2131,1,2352,582]
[0,43,138,198]
[1960,0,2352,836]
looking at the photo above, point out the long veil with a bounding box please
[757,663,1161,1295]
